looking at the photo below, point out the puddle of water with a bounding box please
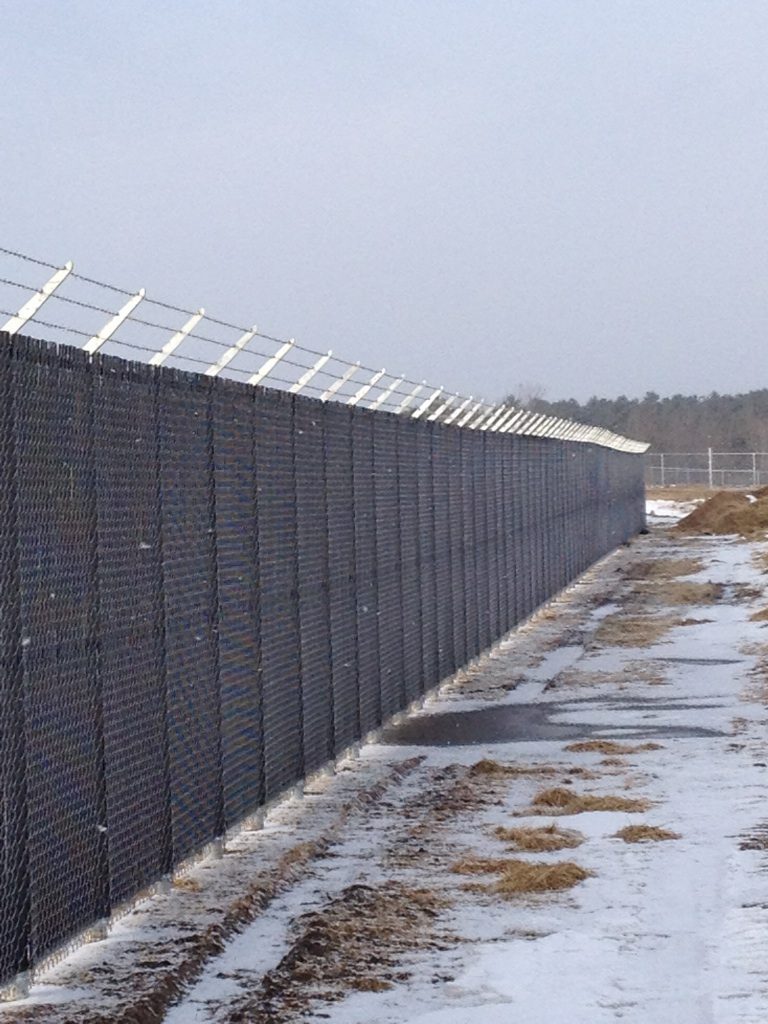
[378,702,724,747]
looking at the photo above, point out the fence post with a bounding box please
[753,452,757,488]
[0,336,30,996]
[659,452,665,487]
[708,447,714,489]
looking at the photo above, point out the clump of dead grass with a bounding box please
[614,824,681,843]
[625,558,704,580]
[494,823,584,852]
[469,759,556,778]
[750,607,768,622]
[565,739,664,755]
[594,613,679,648]
[172,875,202,893]
[527,787,651,815]
[453,856,592,895]
[653,581,723,606]
[566,740,631,755]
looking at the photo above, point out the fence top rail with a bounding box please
[646,451,768,458]
[0,244,648,454]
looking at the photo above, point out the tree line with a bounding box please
[504,389,768,453]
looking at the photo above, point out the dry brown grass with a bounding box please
[656,581,723,605]
[282,841,321,867]
[493,862,591,895]
[230,882,452,1021]
[600,757,627,767]
[594,613,679,648]
[564,739,664,755]
[349,978,393,993]
[454,857,592,895]
[614,824,681,843]
[453,856,513,874]
[469,759,557,778]
[494,823,584,852]
[527,787,651,815]
[624,557,704,580]
[564,766,600,779]
[550,661,668,691]
[751,607,768,622]
[172,875,202,893]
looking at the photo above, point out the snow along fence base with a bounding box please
[0,330,646,992]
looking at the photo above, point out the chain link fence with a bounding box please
[645,451,768,488]
[0,330,645,992]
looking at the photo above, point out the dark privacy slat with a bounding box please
[0,329,646,987]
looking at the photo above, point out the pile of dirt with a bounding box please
[675,488,768,536]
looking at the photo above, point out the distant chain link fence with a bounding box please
[645,451,768,489]
[0,330,645,992]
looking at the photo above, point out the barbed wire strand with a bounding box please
[0,251,440,394]
[0,245,646,448]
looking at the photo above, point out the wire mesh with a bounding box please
[0,327,646,991]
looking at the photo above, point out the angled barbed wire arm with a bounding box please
[513,411,536,434]
[83,289,147,356]
[495,407,519,432]
[468,404,497,429]
[502,409,527,433]
[204,325,257,377]
[541,416,557,437]
[427,392,456,422]
[412,386,443,420]
[320,361,360,401]
[396,381,426,413]
[443,395,473,425]
[482,404,511,431]
[368,373,405,410]
[290,350,332,394]
[2,261,74,335]
[246,337,296,386]
[347,368,386,406]
[457,399,484,428]
[146,308,205,367]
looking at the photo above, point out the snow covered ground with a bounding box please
[646,495,702,523]
[5,508,768,1023]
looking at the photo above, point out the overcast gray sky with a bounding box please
[3,1,768,402]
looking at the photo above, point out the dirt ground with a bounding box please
[4,506,768,1023]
